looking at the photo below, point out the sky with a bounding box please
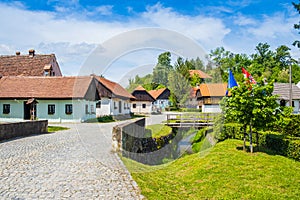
[0,0,299,85]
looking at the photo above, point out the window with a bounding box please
[133,104,136,108]
[48,104,55,115]
[292,101,295,107]
[142,104,146,109]
[124,102,126,110]
[91,105,95,114]
[3,104,10,114]
[114,102,117,109]
[85,104,89,114]
[96,101,101,108]
[65,104,73,114]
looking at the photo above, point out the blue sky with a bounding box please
[0,1,299,84]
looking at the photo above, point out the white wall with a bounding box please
[277,99,300,114]
[202,104,221,113]
[131,101,152,114]
[96,98,131,117]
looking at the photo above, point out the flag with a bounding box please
[226,69,238,96]
[242,67,256,84]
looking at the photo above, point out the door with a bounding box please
[24,102,31,120]
[119,101,122,113]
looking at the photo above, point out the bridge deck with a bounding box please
[165,113,218,127]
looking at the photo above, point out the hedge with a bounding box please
[259,131,300,161]
[215,123,244,141]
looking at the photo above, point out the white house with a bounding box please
[148,88,171,112]
[94,76,134,119]
[273,83,300,114]
[0,76,100,122]
[131,86,155,114]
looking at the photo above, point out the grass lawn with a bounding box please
[48,126,69,132]
[122,139,300,199]
[146,124,172,138]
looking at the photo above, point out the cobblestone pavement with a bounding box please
[0,122,143,199]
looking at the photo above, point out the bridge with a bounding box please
[165,113,218,128]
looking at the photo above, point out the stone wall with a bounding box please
[0,120,48,141]
[112,118,180,165]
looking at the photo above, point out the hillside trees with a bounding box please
[293,1,300,48]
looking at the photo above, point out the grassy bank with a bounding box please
[146,124,172,138]
[48,126,69,132]
[123,139,300,199]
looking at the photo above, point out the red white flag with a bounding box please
[242,67,256,84]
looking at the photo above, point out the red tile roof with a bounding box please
[95,76,135,99]
[199,83,227,97]
[0,76,94,99]
[134,85,146,91]
[148,88,167,99]
[189,70,212,79]
[0,53,62,76]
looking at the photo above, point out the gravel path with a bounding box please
[0,122,143,199]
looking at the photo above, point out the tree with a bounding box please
[167,70,190,108]
[153,52,173,86]
[292,1,300,48]
[221,80,279,152]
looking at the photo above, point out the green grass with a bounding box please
[122,139,300,199]
[146,124,172,138]
[48,126,69,132]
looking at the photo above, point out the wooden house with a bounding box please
[93,76,135,118]
[148,88,170,111]
[131,86,155,114]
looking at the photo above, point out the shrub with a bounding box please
[282,114,300,137]
[287,140,300,161]
[215,123,244,141]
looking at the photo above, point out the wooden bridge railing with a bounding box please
[165,113,219,127]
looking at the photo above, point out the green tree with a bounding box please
[293,1,300,48]
[221,81,279,152]
[167,70,190,108]
[153,52,173,86]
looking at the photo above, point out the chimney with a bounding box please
[29,49,35,57]
[16,51,20,56]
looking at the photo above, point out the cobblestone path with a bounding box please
[0,122,142,199]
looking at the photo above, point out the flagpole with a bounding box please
[289,60,292,108]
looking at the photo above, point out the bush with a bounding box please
[259,131,300,161]
[287,140,300,161]
[215,123,244,141]
[191,127,213,153]
[86,115,115,123]
[282,114,300,137]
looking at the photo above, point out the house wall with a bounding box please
[131,101,152,114]
[96,97,131,117]
[202,104,221,113]
[0,99,97,122]
[276,99,300,114]
[153,99,170,111]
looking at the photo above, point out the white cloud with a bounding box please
[94,5,113,16]
[233,13,256,26]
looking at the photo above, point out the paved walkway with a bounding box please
[0,122,143,199]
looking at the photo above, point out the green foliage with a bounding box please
[86,115,115,123]
[146,124,172,139]
[167,70,190,107]
[123,139,300,199]
[48,126,69,132]
[292,1,300,48]
[216,123,244,141]
[222,81,279,131]
[287,140,300,161]
[259,131,300,161]
[191,128,206,144]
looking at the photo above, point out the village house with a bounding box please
[189,70,212,82]
[94,76,135,119]
[198,83,227,113]
[273,83,300,114]
[0,49,62,77]
[131,86,155,114]
[0,76,100,122]
[148,88,171,112]
[187,83,227,112]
